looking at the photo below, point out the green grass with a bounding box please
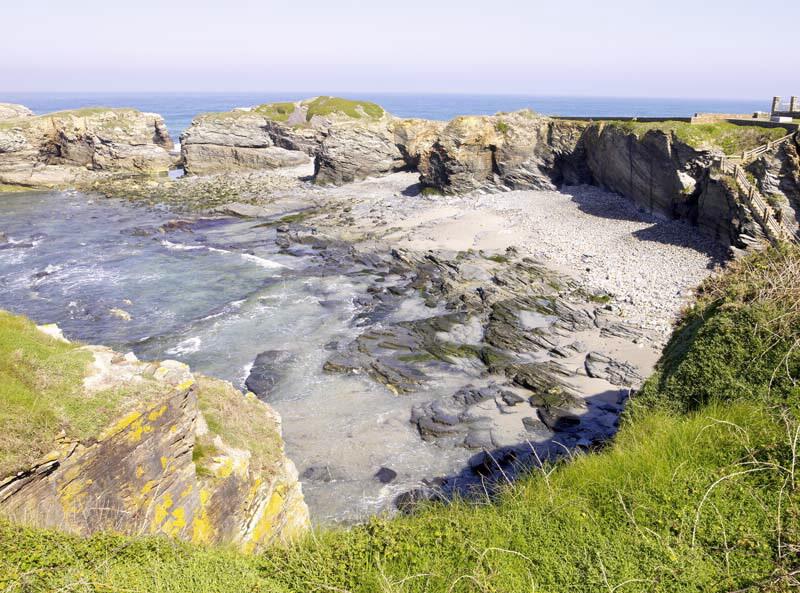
[1,247,799,592]
[0,184,32,193]
[0,312,181,478]
[303,96,385,121]
[1,399,796,592]
[253,101,298,122]
[194,376,283,475]
[606,120,789,155]
[636,244,800,415]
[0,312,93,477]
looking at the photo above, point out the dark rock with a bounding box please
[245,350,295,398]
[302,465,341,483]
[537,408,581,433]
[375,467,398,484]
[500,390,526,406]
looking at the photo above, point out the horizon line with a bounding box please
[0,90,772,102]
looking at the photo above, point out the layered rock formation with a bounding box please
[0,107,174,188]
[0,319,308,552]
[747,135,800,235]
[181,97,396,178]
[581,122,715,217]
[180,111,310,175]
[416,111,588,193]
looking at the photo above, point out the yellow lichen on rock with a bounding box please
[0,318,309,552]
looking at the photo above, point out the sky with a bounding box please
[2,0,799,97]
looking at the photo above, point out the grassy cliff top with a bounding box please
[197,97,386,124]
[193,376,283,476]
[606,120,790,154]
[0,313,100,476]
[301,96,385,121]
[2,246,799,591]
[0,312,283,481]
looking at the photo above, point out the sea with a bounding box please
[0,92,769,141]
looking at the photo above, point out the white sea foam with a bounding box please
[160,240,204,251]
[166,336,202,355]
[240,253,286,269]
[207,246,286,269]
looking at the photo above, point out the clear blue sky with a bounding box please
[2,0,798,97]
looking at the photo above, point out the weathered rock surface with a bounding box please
[416,111,589,194]
[181,97,392,179]
[0,326,308,552]
[0,103,33,121]
[245,350,296,399]
[0,107,173,188]
[747,134,800,236]
[581,122,717,218]
[314,120,406,185]
[180,112,310,175]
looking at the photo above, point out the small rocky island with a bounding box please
[0,97,798,548]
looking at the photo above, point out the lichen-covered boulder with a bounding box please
[0,314,308,552]
[0,108,174,189]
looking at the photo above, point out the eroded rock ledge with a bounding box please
[0,104,174,189]
[0,318,308,552]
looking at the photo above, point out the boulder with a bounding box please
[245,350,295,399]
[0,107,174,189]
[0,318,309,552]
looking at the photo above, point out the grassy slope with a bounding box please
[607,121,789,155]
[1,247,799,592]
[0,313,93,476]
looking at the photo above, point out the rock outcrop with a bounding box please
[581,122,718,219]
[0,107,174,189]
[314,119,406,184]
[0,319,308,552]
[417,111,588,194]
[0,103,33,121]
[180,111,310,175]
[181,97,393,178]
[747,134,800,236]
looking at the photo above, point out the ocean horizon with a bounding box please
[0,92,771,140]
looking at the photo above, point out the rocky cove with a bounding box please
[0,97,798,544]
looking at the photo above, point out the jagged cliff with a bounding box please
[0,313,308,552]
[0,105,174,189]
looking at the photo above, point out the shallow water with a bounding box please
[0,190,480,523]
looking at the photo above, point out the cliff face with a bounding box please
[180,97,400,180]
[581,122,716,218]
[747,135,800,235]
[0,107,174,189]
[180,112,310,175]
[416,112,588,194]
[0,315,308,552]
